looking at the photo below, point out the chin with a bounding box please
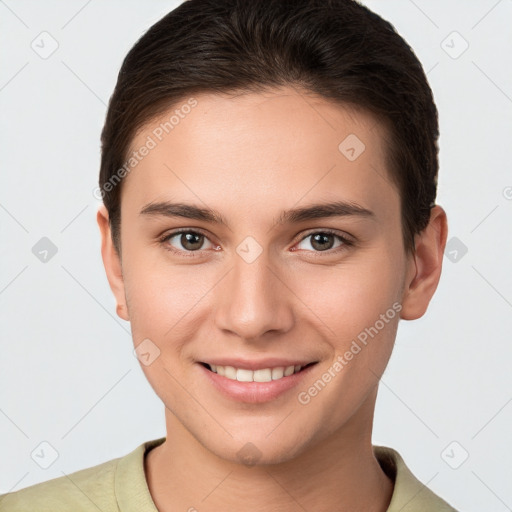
[200,429,312,467]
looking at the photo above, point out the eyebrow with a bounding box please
[139,200,375,227]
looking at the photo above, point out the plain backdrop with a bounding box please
[1,1,511,510]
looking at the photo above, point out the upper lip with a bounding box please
[200,358,318,371]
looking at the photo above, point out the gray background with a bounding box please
[1,1,511,510]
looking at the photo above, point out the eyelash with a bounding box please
[158,228,355,258]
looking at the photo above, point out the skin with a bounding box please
[97,86,448,512]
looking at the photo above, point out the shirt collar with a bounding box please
[115,437,165,512]
[115,438,455,511]
[373,445,456,511]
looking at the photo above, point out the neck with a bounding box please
[145,393,393,512]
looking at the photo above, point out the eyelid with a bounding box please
[158,227,218,255]
[295,228,355,245]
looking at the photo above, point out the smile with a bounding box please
[201,362,317,382]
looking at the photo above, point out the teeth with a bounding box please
[284,365,294,377]
[208,364,303,382]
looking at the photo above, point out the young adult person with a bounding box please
[0,0,457,510]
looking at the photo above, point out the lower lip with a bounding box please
[197,363,317,403]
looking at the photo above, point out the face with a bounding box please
[98,86,439,465]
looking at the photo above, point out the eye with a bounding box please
[159,229,218,256]
[294,230,354,253]
[159,228,354,258]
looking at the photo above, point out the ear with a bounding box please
[96,205,130,321]
[400,205,448,320]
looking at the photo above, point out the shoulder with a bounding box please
[0,440,147,512]
[0,438,165,512]
[373,445,459,512]
[0,456,120,512]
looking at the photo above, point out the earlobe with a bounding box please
[96,205,130,322]
[400,205,448,321]
[116,303,128,319]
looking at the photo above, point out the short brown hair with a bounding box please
[99,0,439,255]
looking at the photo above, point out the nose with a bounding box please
[214,249,294,341]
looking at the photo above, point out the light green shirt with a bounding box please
[0,437,458,511]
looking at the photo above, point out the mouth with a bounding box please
[199,361,318,383]
[197,359,320,403]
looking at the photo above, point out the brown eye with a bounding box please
[161,230,215,254]
[178,232,205,251]
[310,233,335,251]
[295,230,353,253]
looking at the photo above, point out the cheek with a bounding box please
[123,232,406,348]
[295,250,403,340]
[122,255,215,342]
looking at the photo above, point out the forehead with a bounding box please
[122,86,398,223]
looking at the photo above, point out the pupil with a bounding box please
[312,233,334,251]
[182,232,203,250]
